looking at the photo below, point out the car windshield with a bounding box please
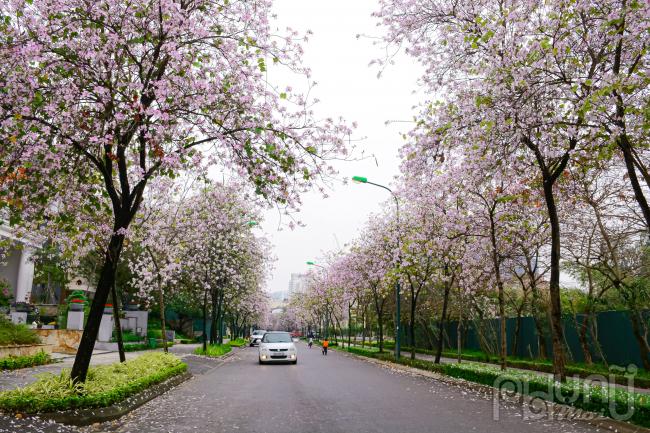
[262,333,292,343]
[253,331,265,335]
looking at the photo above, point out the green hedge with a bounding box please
[341,347,650,428]
[0,352,187,414]
[228,338,247,347]
[0,319,41,346]
[123,342,174,352]
[194,344,231,358]
[0,351,52,370]
[371,343,650,390]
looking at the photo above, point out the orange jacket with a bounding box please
[322,340,329,348]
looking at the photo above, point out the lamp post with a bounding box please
[351,175,402,360]
[307,261,330,339]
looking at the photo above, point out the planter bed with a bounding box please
[0,343,52,358]
[0,351,53,370]
[0,352,187,415]
[368,342,650,390]
[193,344,232,358]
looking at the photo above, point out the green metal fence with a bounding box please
[411,310,646,366]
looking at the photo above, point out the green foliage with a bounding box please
[147,328,163,339]
[194,344,231,358]
[32,244,68,302]
[228,338,247,347]
[0,351,52,370]
[0,279,13,308]
[65,290,88,304]
[0,352,187,413]
[344,347,650,428]
[0,318,40,346]
[123,342,173,352]
[111,330,142,343]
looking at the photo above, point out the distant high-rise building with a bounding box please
[287,273,309,297]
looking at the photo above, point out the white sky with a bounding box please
[260,0,424,293]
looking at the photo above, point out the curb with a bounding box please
[33,371,192,426]
[338,349,650,433]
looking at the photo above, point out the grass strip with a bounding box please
[193,344,232,358]
[0,351,53,370]
[0,352,187,414]
[228,338,247,347]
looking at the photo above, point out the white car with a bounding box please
[249,329,267,347]
[258,331,298,364]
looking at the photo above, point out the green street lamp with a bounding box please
[351,175,402,360]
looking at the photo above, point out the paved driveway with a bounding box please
[0,342,602,433]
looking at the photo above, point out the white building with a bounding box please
[287,273,309,297]
[0,225,38,304]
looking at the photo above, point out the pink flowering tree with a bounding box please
[0,0,350,381]
[375,0,648,380]
[174,183,270,350]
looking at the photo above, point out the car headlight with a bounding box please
[261,355,267,360]
[290,354,296,359]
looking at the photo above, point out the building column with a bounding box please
[15,247,35,303]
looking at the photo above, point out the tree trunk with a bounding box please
[111,282,125,363]
[159,285,168,353]
[542,179,567,381]
[589,318,608,367]
[361,306,366,348]
[575,312,592,365]
[217,291,224,345]
[202,289,208,352]
[71,232,124,383]
[409,285,417,360]
[629,309,650,370]
[457,306,463,364]
[348,302,352,349]
[489,209,508,371]
[435,282,451,364]
[512,313,522,358]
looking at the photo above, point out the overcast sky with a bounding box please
[258,1,423,293]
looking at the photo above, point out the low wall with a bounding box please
[0,344,52,357]
[35,329,83,354]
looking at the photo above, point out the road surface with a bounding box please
[0,342,601,433]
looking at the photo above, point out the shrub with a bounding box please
[228,338,247,347]
[123,342,173,352]
[0,352,187,414]
[0,351,52,370]
[147,329,163,339]
[112,330,142,343]
[0,319,40,346]
[194,344,231,358]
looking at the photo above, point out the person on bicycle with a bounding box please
[308,337,313,348]
[322,338,329,355]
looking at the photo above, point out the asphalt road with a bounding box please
[0,343,603,433]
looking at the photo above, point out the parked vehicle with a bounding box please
[258,331,298,364]
[249,329,267,347]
